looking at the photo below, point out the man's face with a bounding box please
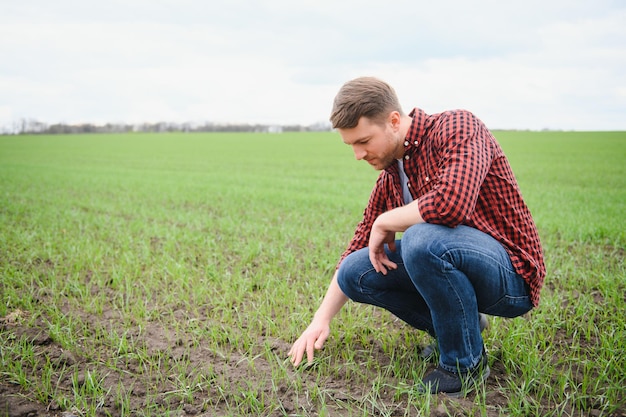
[338,115,402,170]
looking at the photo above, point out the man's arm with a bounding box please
[368,199,424,274]
[418,111,492,227]
[288,270,348,366]
[337,172,395,268]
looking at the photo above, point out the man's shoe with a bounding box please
[416,351,490,397]
[420,313,489,360]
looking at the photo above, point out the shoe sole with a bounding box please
[445,365,491,398]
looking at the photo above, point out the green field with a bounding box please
[1,131,625,416]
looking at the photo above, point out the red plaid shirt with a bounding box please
[338,108,546,306]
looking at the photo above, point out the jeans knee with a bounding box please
[401,223,435,259]
[400,224,453,284]
[336,251,363,299]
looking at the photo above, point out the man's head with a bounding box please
[331,77,409,170]
[330,77,404,129]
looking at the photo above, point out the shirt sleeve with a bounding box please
[336,172,393,268]
[418,111,493,227]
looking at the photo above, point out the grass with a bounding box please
[0,131,624,416]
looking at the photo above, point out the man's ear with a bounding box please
[388,111,401,130]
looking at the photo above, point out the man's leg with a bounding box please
[336,244,435,336]
[400,223,533,394]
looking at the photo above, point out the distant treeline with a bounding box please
[2,119,332,135]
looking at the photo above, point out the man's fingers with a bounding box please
[370,255,387,275]
[370,250,398,275]
[382,257,398,271]
[369,252,387,275]
[290,327,330,367]
[314,333,327,350]
[289,343,303,366]
[306,339,315,364]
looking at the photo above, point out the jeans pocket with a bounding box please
[482,295,533,318]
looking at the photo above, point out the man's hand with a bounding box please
[369,201,425,274]
[288,319,330,366]
[369,215,398,275]
[288,273,348,367]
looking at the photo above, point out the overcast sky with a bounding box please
[1,0,625,131]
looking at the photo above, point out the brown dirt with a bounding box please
[1,304,625,417]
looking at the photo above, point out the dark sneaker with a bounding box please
[416,351,490,397]
[420,313,489,360]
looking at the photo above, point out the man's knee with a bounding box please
[336,249,368,299]
[401,223,441,259]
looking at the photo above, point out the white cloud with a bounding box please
[0,0,624,130]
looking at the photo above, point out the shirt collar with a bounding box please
[407,107,428,146]
[397,107,426,158]
[384,108,427,175]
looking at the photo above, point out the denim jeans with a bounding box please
[337,223,533,373]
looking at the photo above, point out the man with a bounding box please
[288,77,545,397]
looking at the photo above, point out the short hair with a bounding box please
[330,77,404,129]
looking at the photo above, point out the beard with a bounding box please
[365,154,396,170]
[366,142,398,170]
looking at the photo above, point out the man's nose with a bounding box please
[353,146,366,160]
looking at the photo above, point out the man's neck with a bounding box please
[393,115,414,159]
[399,115,413,140]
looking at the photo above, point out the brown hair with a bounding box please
[329,77,404,129]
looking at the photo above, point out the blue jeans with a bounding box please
[337,223,533,373]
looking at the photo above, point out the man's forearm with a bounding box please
[374,200,424,233]
[313,271,348,323]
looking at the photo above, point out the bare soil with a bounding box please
[1,303,624,417]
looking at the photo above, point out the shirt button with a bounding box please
[404,155,410,160]
[414,141,419,145]
[425,176,429,181]
[404,141,409,146]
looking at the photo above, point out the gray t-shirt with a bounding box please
[397,159,414,205]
